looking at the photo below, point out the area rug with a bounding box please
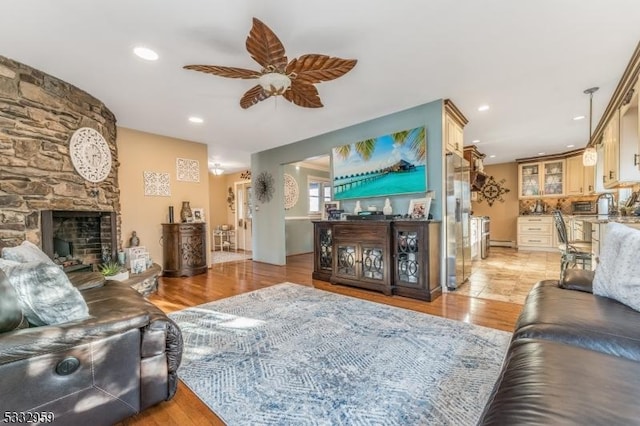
[169,283,510,425]
[211,250,251,264]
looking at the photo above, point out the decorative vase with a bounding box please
[354,201,362,215]
[383,198,393,215]
[180,201,192,222]
[129,231,140,247]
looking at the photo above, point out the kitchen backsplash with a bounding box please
[519,195,599,215]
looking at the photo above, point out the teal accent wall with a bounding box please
[252,99,444,265]
[284,164,330,256]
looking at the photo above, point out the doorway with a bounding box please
[234,180,252,253]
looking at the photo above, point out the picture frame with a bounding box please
[131,257,147,274]
[408,197,431,219]
[323,201,340,220]
[192,208,205,222]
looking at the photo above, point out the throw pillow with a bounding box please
[0,269,27,333]
[2,240,55,265]
[0,258,21,270]
[2,261,89,326]
[593,222,640,311]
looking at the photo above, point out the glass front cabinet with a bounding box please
[518,159,566,198]
[313,220,442,301]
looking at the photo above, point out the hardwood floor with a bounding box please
[122,248,557,425]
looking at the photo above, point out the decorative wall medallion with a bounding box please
[255,171,275,203]
[240,170,252,180]
[143,171,171,196]
[477,175,510,206]
[176,158,200,182]
[69,127,112,183]
[283,173,299,210]
[227,187,236,212]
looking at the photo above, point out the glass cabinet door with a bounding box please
[396,229,420,285]
[336,244,357,279]
[318,227,332,273]
[520,164,540,197]
[543,160,564,195]
[360,246,384,281]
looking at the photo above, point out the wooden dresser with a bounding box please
[162,223,207,277]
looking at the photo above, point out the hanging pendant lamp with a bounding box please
[582,87,599,166]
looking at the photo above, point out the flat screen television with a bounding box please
[331,126,426,200]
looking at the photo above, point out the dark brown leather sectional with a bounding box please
[0,272,182,425]
[478,269,640,425]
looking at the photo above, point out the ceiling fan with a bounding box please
[183,18,357,109]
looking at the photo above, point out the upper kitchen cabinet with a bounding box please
[589,43,640,189]
[518,159,565,198]
[566,154,596,195]
[444,99,468,157]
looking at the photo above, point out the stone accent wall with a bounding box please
[0,55,120,250]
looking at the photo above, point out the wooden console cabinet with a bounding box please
[162,223,207,277]
[312,220,442,301]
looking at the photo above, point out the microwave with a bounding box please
[571,201,596,215]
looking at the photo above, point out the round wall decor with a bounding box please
[255,171,275,203]
[283,173,299,210]
[69,127,112,183]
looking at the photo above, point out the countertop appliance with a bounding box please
[571,201,597,215]
[446,153,471,290]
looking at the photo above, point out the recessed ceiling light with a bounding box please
[573,115,586,121]
[478,105,490,112]
[489,154,496,158]
[538,152,545,155]
[133,46,159,61]
[567,144,575,148]
[188,116,204,124]
[472,139,480,144]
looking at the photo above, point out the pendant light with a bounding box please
[582,87,599,166]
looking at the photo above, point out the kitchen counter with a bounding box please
[582,216,640,224]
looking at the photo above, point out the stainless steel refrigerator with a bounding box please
[446,152,471,289]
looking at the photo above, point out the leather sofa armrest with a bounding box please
[0,310,149,365]
[559,269,595,293]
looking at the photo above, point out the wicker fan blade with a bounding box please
[286,55,357,84]
[240,85,270,109]
[246,18,288,72]
[283,81,323,108]
[183,65,260,79]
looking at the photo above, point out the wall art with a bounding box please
[477,175,510,206]
[143,171,171,196]
[176,158,200,182]
[283,173,299,210]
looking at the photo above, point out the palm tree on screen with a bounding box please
[334,127,425,163]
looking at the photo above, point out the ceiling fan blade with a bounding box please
[245,18,288,72]
[183,65,260,79]
[286,55,357,84]
[283,81,323,108]
[240,85,270,109]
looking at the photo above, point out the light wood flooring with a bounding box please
[121,247,561,425]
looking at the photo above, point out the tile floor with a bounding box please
[453,247,562,304]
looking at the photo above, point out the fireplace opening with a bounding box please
[41,210,117,272]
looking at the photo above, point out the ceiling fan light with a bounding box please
[259,72,291,95]
[212,163,224,175]
[582,147,597,166]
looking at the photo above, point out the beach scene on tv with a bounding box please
[332,126,426,200]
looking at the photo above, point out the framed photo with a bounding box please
[323,201,340,220]
[131,258,147,274]
[192,208,205,222]
[408,198,431,219]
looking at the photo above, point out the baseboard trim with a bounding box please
[490,240,516,248]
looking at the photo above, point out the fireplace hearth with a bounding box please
[41,210,117,271]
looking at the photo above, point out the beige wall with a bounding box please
[208,171,248,231]
[472,162,519,243]
[117,127,210,266]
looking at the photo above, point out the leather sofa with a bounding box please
[478,269,640,425]
[0,270,183,425]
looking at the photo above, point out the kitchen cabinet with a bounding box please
[616,81,640,184]
[566,154,596,196]
[603,110,620,188]
[162,223,207,277]
[444,99,468,157]
[518,160,566,198]
[517,216,555,251]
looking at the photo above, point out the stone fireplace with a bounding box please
[0,56,120,252]
[41,210,117,271]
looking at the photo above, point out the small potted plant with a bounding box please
[99,261,129,281]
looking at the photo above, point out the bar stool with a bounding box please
[552,210,592,275]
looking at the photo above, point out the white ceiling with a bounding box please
[1,1,639,172]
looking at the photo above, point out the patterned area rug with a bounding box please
[169,283,510,425]
[211,250,251,264]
